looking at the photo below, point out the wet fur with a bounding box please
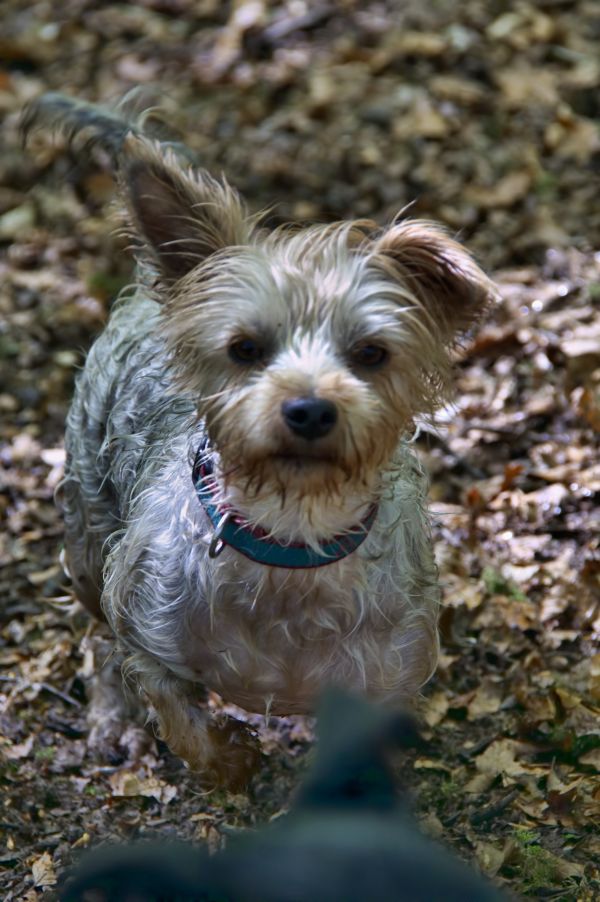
[26,95,495,783]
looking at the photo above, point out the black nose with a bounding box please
[281,397,338,440]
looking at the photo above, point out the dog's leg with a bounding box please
[125,651,261,790]
[81,632,154,765]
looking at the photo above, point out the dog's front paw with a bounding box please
[203,716,263,791]
[83,637,155,766]
[88,717,154,766]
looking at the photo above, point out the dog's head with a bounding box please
[116,135,495,509]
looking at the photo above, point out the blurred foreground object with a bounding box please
[61,689,506,901]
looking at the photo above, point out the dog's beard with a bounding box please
[211,433,394,543]
[213,452,378,546]
[218,452,352,501]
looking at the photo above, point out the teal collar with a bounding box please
[193,445,378,569]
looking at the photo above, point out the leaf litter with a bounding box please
[0,1,599,899]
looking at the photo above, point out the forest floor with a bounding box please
[1,1,599,899]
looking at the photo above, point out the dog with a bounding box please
[25,94,494,786]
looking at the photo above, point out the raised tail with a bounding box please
[21,91,197,166]
[21,92,138,159]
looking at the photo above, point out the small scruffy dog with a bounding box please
[26,95,494,785]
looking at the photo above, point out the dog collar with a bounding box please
[192,446,378,569]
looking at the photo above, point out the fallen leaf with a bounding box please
[474,840,510,876]
[108,770,178,804]
[466,172,532,209]
[31,851,56,888]
[475,739,530,778]
[3,735,34,760]
[422,690,449,727]
[467,680,504,720]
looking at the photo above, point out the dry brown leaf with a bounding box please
[371,30,447,70]
[553,687,581,711]
[464,772,495,794]
[20,641,71,683]
[508,534,551,564]
[422,690,449,727]
[108,769,178,804]
[444,581,484,611]
[209,0,266,76]
[573,378,600,431]
[495,66,559,108]
[31,851,57,888]
[414,757,453,774]
[516,797,553,823]
[0,202,35,239]
[501,563,539,585]
[546,115,600,162]
[520,692,557,725]
[3,734,34,759]
[487,9,554,45]
[467,681,504,720]
[429,75,486,106]
[474,840,511,877]
[466,172,532,209]
[27,563,62,586]
[393,97,449,139]
[475,739,531,778]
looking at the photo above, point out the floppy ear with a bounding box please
[372,221,495,340]
[120,134,252,282]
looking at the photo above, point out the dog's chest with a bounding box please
[177,556,411,714]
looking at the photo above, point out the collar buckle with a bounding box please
[208,510,233,559]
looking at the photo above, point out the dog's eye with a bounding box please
[351,344,388,368]
[229,338,263,364]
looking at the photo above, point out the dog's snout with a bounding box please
[281,397,338,440]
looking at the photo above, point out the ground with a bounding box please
[0,1,599,899]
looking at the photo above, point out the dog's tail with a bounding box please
[21,91,196,165]
[21,92,138,160]
[22,92,250,283]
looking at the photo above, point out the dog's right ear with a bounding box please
[120,135,252,283]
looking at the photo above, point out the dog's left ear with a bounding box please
[372,221,495,340]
